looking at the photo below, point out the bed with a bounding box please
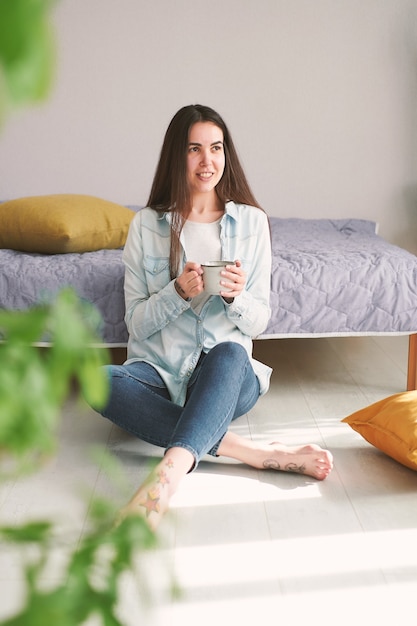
[1,205,417,389]
[262,217,417,391]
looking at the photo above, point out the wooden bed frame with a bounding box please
[408,334,417,391]
[110,333,417,391]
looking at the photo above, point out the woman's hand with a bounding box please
[220,260,246,302]
[175,262,204,300]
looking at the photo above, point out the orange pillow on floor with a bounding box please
[342,391,417,471]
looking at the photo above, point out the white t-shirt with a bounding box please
[182,218,222,312]
[182,218,221,264]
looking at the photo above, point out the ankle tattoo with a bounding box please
[263,458,306,474]
[285,462,306,474]
[263,458,279,470]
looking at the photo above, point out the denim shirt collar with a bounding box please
[160,201,240,226]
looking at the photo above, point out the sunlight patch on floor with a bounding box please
[171,527,417,589]
[170,471,322,508]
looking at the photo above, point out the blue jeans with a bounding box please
[97,342,260,467]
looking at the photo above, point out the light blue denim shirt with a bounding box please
[123,201,272,406]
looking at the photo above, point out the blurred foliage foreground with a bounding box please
[0,0,57,125]
[0,291,171,625]
[0,3,175,623]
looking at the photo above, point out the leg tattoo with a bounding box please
[138,461,174,518]
[140,486,161,517]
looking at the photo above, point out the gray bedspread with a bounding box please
[263,218,417,337]
[0,248,127,344]
[1,216,417,344]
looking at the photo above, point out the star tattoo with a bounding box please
[157,470,170,487]
[140,486,160,518]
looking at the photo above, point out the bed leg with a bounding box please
[407,334,417,391]
[109,347,127,365]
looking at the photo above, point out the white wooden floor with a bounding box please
[1,336,417,625]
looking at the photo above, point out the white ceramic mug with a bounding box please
[201,261,235,295]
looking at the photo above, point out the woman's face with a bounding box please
[186,121,225,198]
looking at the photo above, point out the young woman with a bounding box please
[97,104,333,529]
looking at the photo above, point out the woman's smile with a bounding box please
[197,171,214,180]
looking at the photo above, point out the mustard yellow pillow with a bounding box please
[342,391,417,470]
[0,194,135,253]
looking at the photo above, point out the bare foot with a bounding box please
[262,442,333,480]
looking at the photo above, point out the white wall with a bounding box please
[1,0,417,252]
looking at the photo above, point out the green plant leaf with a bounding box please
[0,0,57,112]
[0,520,52,544]
[0,307,49,343]
[0,289,109,475]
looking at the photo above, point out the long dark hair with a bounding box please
[146,104,263,278]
